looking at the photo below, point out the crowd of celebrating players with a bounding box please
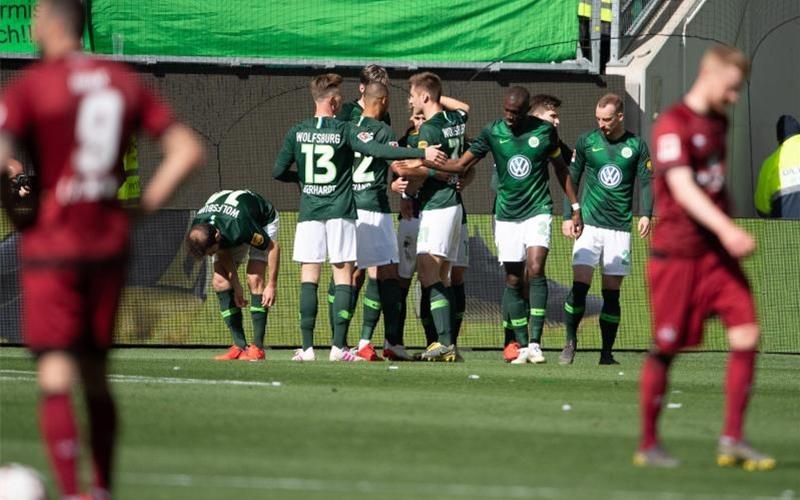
[0,0,776,497]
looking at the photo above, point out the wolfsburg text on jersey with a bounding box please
[295,132,342,144]
[197,203,241,218]
[442,124,466,138]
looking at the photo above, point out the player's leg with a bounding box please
[328,218,360,361]
[379,263,413,360]
[36,351,81,496]
[598,227,631,364]
[211,247,247,359]
[240,256,268,361]
[82,260,126,496]
[450,223,469,346]
[495,219,529,363]
[522,215,552,363]
[714,261,774,470]
[357,267,380,348]
[293,220,327,361]
[417,205,462,361]
[562,224,599,364]
[599,274,623,364]
[634,256,692,467]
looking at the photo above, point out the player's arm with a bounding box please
[548,131,582,237]
[263,239,280,308]
[457,162,477,192]
[273,127,300,183]
[440,95,470,114]
[562,136,586,237]
[140,124,205,214]
[665,167,754,257]
[636,141,654,238]
[217,248,247,307]
[348,125,445,165]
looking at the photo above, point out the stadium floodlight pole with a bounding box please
[590,0,602,74]
[610,0,620,63]
[681,0,709,92]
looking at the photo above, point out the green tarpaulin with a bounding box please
[88,0,578,63]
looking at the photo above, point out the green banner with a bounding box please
[89,0,578,63]
[0,0,35,54]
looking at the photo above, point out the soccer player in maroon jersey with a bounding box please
[0,0,204,497]
[635,44,775,470]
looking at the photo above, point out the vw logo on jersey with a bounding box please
[528,136,540,148]
[598,164,622,188]
[621,146,633,159]
[508,155,532,179]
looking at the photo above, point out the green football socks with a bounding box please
[529,275,548,343]
[299,282,318,350]
[217,290,246,348]
[249,293,268,348]
[565,281,590,344]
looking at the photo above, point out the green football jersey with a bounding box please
[192,190,277,250]
[351,115,401,213]
[563,129,653,232]
[273,116,425,222]
[338,99,391,125]
[407,109,468,211]
[470,117,561,221]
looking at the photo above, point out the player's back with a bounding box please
[651,102,729,257]
[351,116,396,213]
[290,116,356,222]
[193,190,276,248]
[410,109,467,210]
[0,54,173,261]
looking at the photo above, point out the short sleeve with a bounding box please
[137,83,175,137]
[0,74,33,140]
[455,109,468,124]
[652,115,691,171]
[417,124,438,149]
[468,125,492,158]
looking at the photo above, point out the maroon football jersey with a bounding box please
[651,102,730,258]
[0,54,174,261]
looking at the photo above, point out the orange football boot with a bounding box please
[356,343,383,361]
[214,345,244,360]
[503,341,521,362]
[239,344,266,361]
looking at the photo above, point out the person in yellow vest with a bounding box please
[117,134,140,207]
[754,115,800,219]
[578,0,612,68]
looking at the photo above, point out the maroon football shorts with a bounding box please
[647,251,757,354]
[22,258,127,354]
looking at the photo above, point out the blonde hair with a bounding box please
[702,44,750,76]
[310,73,343,101]
[408,72,442,102]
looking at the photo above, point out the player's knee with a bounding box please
[211,273,231,292]
[37,352,77,394]
[505,273,522,288]
[246,274,264,293]
[728,323,760,350]
[526,261,545,278]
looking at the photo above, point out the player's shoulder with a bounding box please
[576,129,598,145]
[483,118,505,133]
[653,102,692,133]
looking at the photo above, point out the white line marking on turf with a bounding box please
[0,370,282,388]
[119,472,787,500]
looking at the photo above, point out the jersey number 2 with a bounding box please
[352,153,375,183]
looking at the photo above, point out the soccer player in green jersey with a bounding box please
[337,64,392,125]
[187,190,281,361]
[434,86,583,364]
[272,74,445,362]
[559,93,653,365]
[347,82,419,361]
[398,72,470,362]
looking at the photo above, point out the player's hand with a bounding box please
[571,210,583,239]
[391,177,409,194]
[233,283,247,308]
[262,284,277,308]
[562,219,574,238]
[399,198,414,219]
[638,216,651,238]
[719,224,756,258]
[424,145,447,167]
[455,176,466,192]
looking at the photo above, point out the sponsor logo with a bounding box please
[528,136,540,148]
[357,131,374,143]
[499,138,511,144]
[621,146,633,158]
[645,159,653,171]
[591,147,604,152]
[656,133,682,163]
[389,141,399,147]
[507,155,532,180]
[657,325,677,344]
[418,140,429,148]
[692,133,707,148]
[251,233,265,247]
[598,164,623,188]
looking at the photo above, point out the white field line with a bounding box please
[119,472,789,500]
[0,370,281,388]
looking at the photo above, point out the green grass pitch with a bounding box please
[1,348,798,499]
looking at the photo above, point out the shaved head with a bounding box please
[503,87,531,131]
[364,82,389,102]
[506,86,530,107]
